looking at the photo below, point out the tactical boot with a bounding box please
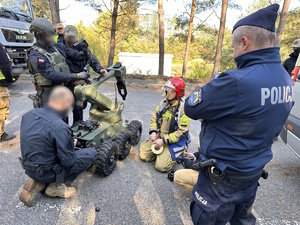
[19,178,45,206]
[45,183,76,198]
[0,132,16,142]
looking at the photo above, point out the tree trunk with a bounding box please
[182,0,196,78]
[55,0,60,22]
[210,0,228,79]
[49,0,60,24]
[276,0,291,46]
[107,0,119,67]
[158,0,164,76]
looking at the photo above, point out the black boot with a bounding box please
[0,132,16,142]
[167,169,177,182]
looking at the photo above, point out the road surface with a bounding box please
[0,80,299,225]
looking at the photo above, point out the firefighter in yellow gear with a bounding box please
[173,152,200,192]
[0,42,16,142]
[139,78,191,172]
[54,23,64,44]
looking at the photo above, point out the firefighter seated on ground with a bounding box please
[139,78,191,173]
[169,151,200,192]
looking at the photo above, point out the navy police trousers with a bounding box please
[190,169,260,225]
[25,147,97,184]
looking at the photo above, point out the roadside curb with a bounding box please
[19,74,204,93]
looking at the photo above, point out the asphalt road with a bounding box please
[0,79,299,225]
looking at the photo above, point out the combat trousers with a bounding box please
[67,84,83,123]
[0,86,10,136]
[190,170,260,225]
[25,147,97,184]
[139,139,173,172]
[174,169,199,192]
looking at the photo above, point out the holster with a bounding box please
[28,93,42,108]
[208,166,226,184]
[190,158,226,184]
[53,164,65,187]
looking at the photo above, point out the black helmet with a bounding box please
[30,18,56,37]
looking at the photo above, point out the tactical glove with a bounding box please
[71,72,89,80]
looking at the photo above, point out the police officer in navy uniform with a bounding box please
[19,86,97,206]
[27,18,89,107]
[185,4,294,225]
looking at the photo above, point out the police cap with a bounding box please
[233,4,279,33]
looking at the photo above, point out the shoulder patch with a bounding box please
[37,58,46,70]
[188,88,202,106]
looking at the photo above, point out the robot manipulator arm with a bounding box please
[106,62,127,100]
[74,62,127,109]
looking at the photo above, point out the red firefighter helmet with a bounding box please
[164,77,185,99]
[292,67,299,84]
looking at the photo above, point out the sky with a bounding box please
[60,0,300,31]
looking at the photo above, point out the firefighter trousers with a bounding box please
[174,169,199,192]
[0,86,10,136]
[139,139,173,173]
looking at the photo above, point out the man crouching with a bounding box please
[19,86,97,206]
[139,78,191,172]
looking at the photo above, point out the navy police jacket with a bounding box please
[20,106,76,167]
[185,47,294,175]
[64,44,103,75]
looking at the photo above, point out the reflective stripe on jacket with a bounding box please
[0,69,4,80]
[149,98,191,144]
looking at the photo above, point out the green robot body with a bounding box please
[72,62,142,176]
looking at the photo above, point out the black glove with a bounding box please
[167,169,176,182]
[72,72,89,80]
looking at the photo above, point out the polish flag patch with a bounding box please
[38,59,44,63]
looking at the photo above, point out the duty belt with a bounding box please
[19,157,53,174]
[191,158,268,184]
[19,157,65,186]
[209,166,263,183]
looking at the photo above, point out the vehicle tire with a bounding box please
[113,130,132,160]
[127,120,142,146]
[95,140,118,176]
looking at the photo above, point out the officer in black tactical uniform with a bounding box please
[27,18,90,107]
[63,25,108,123]
[19,86,97,206]
[283,38,300,76]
